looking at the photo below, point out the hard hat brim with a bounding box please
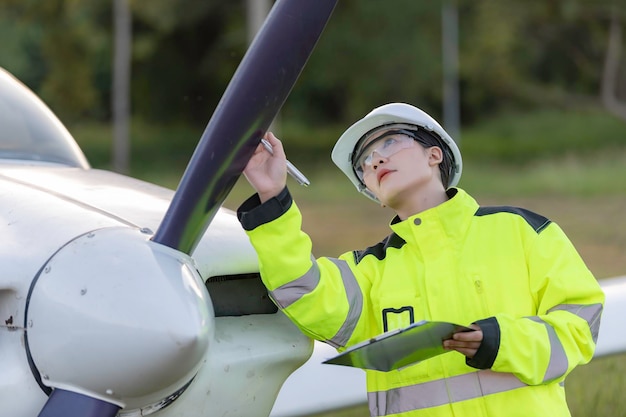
[331,103,463,202]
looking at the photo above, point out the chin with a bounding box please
[377,194,399,209]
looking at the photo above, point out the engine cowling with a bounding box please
[25,227,213,412]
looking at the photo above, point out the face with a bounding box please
[355,129,443,207]
[353,132,418,182]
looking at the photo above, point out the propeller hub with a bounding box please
[25,227,213,411]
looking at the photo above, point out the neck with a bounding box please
[392,183,449,220]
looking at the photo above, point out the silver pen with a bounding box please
[261,138,311,187]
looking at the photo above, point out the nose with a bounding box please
[371,152,387,169]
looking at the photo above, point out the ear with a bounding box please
[428,146,443,166]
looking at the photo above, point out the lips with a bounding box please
[377,168,393,183]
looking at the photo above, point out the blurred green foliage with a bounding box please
[461,108,626,163]
[1,0,625,128]
[2,0,622,197]
[70,107,626,197]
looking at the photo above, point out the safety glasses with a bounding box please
[352,130,419,181]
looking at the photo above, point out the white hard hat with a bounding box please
[331,103,462,201]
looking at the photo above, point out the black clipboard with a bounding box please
[323,320,473,371]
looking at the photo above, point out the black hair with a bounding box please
[411,129,454,188]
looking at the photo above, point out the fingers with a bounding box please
[450,347,479,358]
[443,336,481,349]
[242,131,288,202]
[442,338,481,359]
[442,327,483,359]
[263,131,286,158]
[453,329,482,342]
[247,132,284,167]
[443,340,482,350]
[264,131,278,143]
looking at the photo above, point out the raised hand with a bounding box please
[243,132,288,203]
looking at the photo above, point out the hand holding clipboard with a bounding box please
[323,321,474,372]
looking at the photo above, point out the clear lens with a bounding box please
[353,132,416,180]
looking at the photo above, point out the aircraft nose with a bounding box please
[25,227,213,411]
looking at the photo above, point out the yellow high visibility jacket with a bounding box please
[237,187,604,417]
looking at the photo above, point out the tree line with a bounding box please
[1,0,624,129]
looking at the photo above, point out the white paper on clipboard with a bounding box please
[323,320,473,372]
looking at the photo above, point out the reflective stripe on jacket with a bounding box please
[237,187,604,417]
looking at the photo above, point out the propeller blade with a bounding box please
[38,389,120,417]
[152,0,337,253]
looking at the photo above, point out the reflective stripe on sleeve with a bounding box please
[548,303,603,342]
[526,316,568,382]
[368,370,527,416]
[527,302,603,382]
[325,258,363,348]
[269,255,320,308]
[268,257,363,349]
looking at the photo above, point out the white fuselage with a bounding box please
[0,163,312,417]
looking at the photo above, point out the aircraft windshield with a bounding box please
[0,69,89,168]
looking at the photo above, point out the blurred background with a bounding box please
[1,0,625,415]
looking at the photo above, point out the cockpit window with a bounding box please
[0,69,89,168]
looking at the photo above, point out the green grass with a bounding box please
[566,354,626,417]
[460,108,626,164]
[460,148,626,198]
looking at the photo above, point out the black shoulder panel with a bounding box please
[353,233,406,264]
[475,206,551,233]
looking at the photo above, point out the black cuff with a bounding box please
[466,317,500,370]
[237,186,292,231]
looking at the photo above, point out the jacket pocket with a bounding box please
[376,292,424,333]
